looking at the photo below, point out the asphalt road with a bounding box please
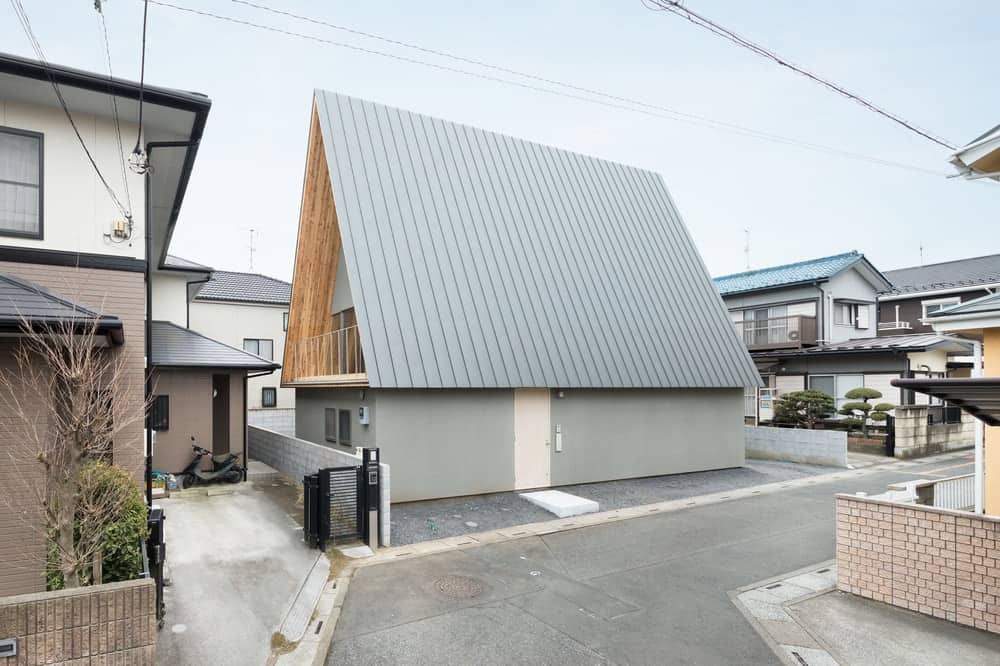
[330,453,974,665]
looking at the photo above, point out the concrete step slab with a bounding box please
[519,490,599,518]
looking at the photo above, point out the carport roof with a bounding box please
[0,272,123,343]
[150,320,280,370]
[891,378,1000,427]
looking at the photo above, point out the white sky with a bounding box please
[5,1,999,282]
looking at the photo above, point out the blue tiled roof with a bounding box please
[714,251,862,295]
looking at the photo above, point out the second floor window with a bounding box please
[243,338,273,360]
[0,128,43,239]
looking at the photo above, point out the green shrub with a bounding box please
[47,461,148,590]
[839,387,892,438]
[773,390,835,429]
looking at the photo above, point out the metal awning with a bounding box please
[892,378,1000,426]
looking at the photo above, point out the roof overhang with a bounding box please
[879,283,1000,301]
[0,52,211,268]
[0,317,123,346]
[949,124,1000,182]
[892,378,1000,426]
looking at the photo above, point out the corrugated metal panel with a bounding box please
[150,320,279,369]
[314,90,760,389]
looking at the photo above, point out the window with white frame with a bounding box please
[243,338,274,360]
[809,374,865,413]
[922,298,960,318]
[0,128,43,238]
[833,302,870,329]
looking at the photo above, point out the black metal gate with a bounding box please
[885,414,896,457]
[304,448,380,550]
[142,507,166,628]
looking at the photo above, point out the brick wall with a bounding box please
[836,494,1000,632]
[0,578,156,664]
[0,264,145,597]
[247,425,391,546]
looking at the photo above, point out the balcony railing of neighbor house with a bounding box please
[287,325,366,383]
[877,320,912,331]
[733,315,818,350]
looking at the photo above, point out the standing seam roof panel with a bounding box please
[315,90,760,389]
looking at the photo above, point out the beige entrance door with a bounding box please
[514,388,551,490]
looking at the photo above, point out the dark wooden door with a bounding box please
[212,374,230,456]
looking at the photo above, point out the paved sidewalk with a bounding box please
[392,459,833,545]
[330,452,976,664]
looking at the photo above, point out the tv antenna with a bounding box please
[744,228,751,270]
[248,228,257,271]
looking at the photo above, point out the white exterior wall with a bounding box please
[824,268,879,342]
[189,299,289,409]
[150,271,190,326]
[0,99,145,259]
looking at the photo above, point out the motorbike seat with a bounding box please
[212,453,233,464]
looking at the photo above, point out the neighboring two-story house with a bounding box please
[190,270,294,434]
[878,253,1000,341]
[716,251,971,423]
[0,53,274,594]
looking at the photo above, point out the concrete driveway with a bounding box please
[330,453,983,664]
[157,480,318,665]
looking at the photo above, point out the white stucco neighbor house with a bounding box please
[188,269,294,434]
[281,90,761,502]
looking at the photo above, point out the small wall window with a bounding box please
[261,387,277,408]
[243,338,274,360]
[283,312,289,331]
[338,409,351,446]
[922,298,960,318]
[0,127,43,239]
[324,408,338,444]
[149,395,169,431]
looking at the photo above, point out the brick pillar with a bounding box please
[893,405,928,458]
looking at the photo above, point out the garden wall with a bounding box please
[247,408,295,437]
[893,405,974,458]
[836,494,1000,632]
[247,425,390,546]
[0,578,156,664]
[745,426,847,467]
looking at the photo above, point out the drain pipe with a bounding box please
[973,340,984,514]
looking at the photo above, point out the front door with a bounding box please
[212,374,230,456]
[514,388,551,490]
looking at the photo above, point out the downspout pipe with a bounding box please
[973,340,984,514]
[144,139,201,507]
[185,274,211,329]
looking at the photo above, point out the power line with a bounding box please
[95,3,134,221]
[642,0,956,150]
[129,0,150,174]
[8,0,132,219]
[147,0,950,178]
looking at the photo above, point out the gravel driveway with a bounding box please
[391,459,834,546]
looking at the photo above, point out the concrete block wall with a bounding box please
[248,425,390,546]
[836,494,1000,632]
[894,406,975,458]
[0,578,156,664]
[745,426,847,467]
[248,408,296,437]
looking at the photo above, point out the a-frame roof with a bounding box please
[310,90,759,389]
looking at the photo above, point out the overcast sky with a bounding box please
[5,1,998,282]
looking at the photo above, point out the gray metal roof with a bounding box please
[314,90,760,389]
[195,271,291,305]
[0,273,123,343]
[882,253,1000,295]
[150,320,280,369]
[752,333,972,358]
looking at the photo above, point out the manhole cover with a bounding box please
[432,575,484,599]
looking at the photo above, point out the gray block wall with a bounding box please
[247,425,390,546]
[745,426,847,467]
[248,408,296,436]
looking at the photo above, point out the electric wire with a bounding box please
[8,0,132,219]
[96,4,134,222]
[129,0,150,173]
[147,0,950,178]
[642,0,956,150]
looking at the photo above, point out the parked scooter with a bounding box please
[179,436,244,488]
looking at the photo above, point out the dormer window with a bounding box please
[0,127,42,239]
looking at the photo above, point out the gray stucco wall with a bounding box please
[548,389,745,486]
[375,390,515,502]
[296,388,376,449]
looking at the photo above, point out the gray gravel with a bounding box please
[390,459,835,546]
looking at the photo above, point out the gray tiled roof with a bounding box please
[0,273,123,342]
[195,271,291,305]
[314,90,760,389]
[882,253,1000,295]
[150,320,280,369]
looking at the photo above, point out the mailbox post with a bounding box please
[362,447,380,548]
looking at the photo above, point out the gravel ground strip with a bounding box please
[391,459,833,546]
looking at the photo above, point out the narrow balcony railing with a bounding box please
[288,325,365,381]
[878,320,912,331]
[732,315,817,350]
